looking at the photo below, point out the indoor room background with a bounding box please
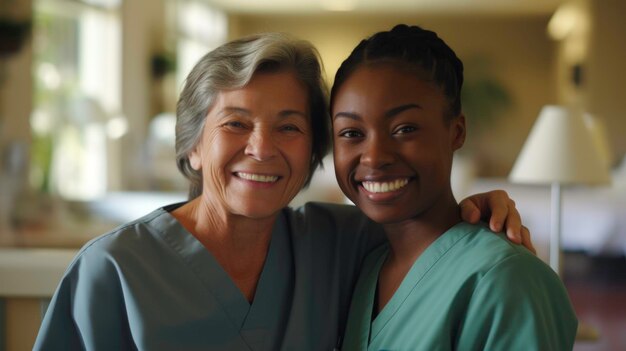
[0,0,625,350]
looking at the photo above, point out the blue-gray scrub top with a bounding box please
[34,202,384,350]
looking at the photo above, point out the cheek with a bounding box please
[413,149,451,182]
[332,148,347,177]
[332,146,355,192]
[199,132,236,182]
[333,141,356,171]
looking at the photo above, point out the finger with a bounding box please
[504,199,523,243]
[488,194,509,233]
[459,198,481,224]
[520,226,536,254]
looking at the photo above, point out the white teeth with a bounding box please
[362,179,409,193]
[237,172,279,183]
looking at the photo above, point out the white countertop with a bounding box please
[0,248,78,297]
[0,192,188,299]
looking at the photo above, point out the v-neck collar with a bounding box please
[365,222,474,345]
[151,207,294,348]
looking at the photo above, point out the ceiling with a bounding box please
[203,0,565,16]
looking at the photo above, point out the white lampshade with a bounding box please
[584,113,613,169]
[509,105,611,185]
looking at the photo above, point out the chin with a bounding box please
[358,205,410,225]
[237,209,281,220]
[232,202,285,219]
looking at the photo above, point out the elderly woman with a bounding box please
[34,33,530,350]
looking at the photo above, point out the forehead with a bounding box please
[332,63,446,113]
[215,70,309,111]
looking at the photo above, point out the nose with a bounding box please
[360,134,395,169]
[245,127,278,161]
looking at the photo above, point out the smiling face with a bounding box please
[331,63,465,225]
[189,70,312,220]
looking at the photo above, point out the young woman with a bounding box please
[331,25,577,350]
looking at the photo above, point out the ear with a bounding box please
[450,114,466,151]
[189,146,202,170]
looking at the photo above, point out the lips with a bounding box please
[361,178,410,193]
[235,172,279,183]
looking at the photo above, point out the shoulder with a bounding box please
[289,202,364,223]
[68,207,176,277]
[286,202,382,239]
[445,222,539,274]
[80,207,166,251]
[36,206,192,350]
[442,222,573,300]
[283,202,386,268]
[451,224,578,348]
[459,223,577,317]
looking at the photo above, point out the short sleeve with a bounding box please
[33,241,135,351]
[456,253,578,351]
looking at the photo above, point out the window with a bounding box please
[140,0,227,191]
[174,0,227,88]
[31,0,122,200]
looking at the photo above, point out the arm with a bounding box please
[459,190,535,253]
[456,254,578,350]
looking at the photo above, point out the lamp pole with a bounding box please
[550,181,562,274]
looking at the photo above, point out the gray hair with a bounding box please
[175,32,330,199]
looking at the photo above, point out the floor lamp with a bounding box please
[509,105,611,274]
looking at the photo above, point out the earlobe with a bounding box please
[189,149,202,170]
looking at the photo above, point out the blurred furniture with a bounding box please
[471,177,626,260]
[0,248,77,351]
[0,141,29,234]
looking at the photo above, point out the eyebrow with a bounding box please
[384,104,422,118]
[220,107,250,117]
[278,109,309,119]
[220,107,308,119]
[334,103,422,121]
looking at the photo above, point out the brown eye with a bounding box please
[280,124,301,132]
[393,125,417,135]
[224,121,245,128]
[221,120,249,133]
[339,129,363,138]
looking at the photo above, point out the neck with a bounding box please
[174,196,277,249]
[375,192,461,315]
[171,195,277,303]
[383,195,461,265]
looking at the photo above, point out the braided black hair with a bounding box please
[331,24,464,120]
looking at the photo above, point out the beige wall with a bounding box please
[0,0,32,146]
[553,0,626,167]
[587,0,626,165]
[230,14,556,176]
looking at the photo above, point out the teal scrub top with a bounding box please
[34,202,384,351]
[342,222,578,351]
